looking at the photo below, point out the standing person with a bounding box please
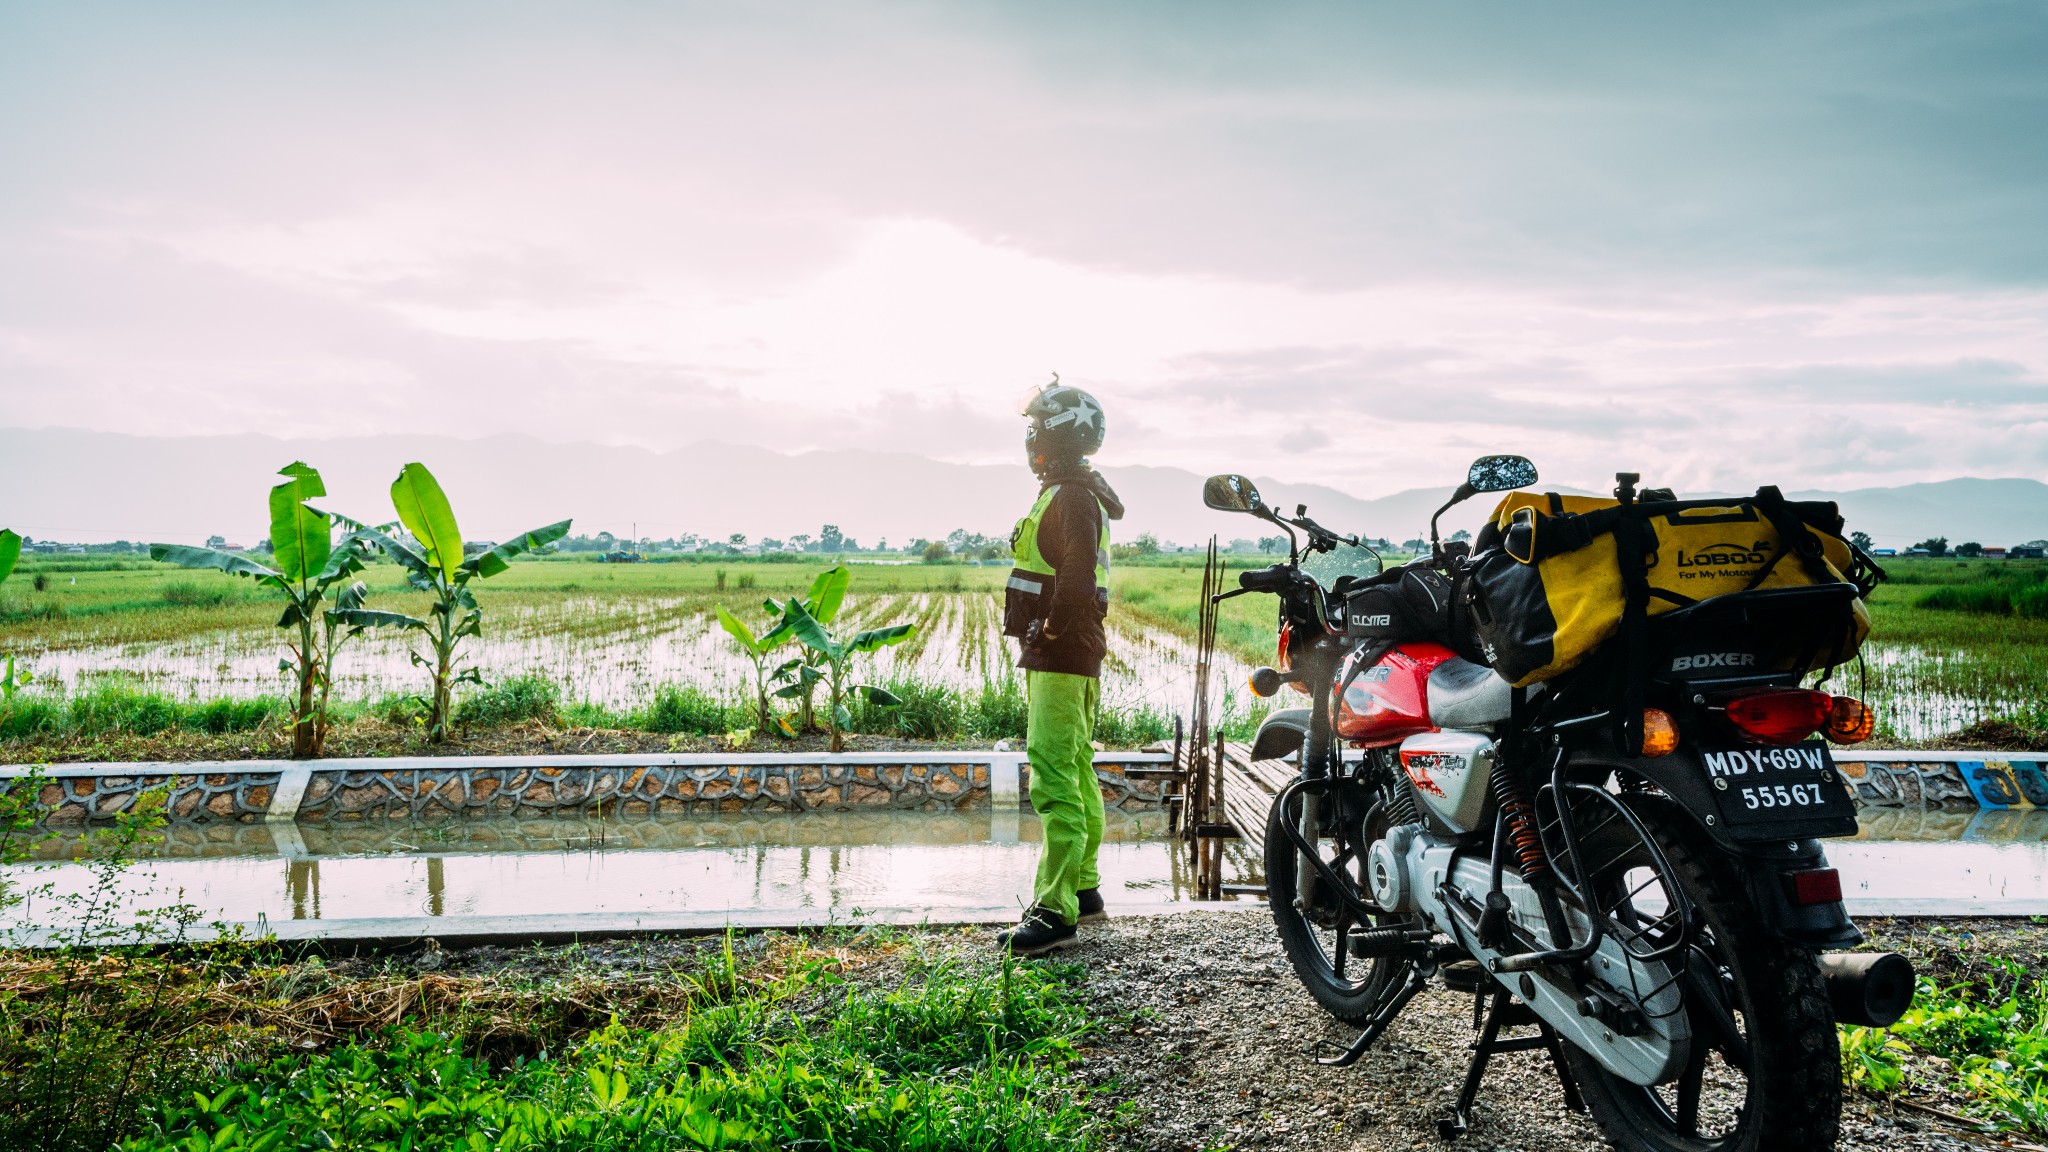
[997,378,1125,955]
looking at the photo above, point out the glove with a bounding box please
[1022,618,1057,649]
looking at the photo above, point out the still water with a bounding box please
[4,807,2041,934]
[5,810,1193,931]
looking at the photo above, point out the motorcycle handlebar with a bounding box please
[1238,565,1294,592]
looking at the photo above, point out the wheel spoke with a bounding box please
[1685,957,1751,1070]
[1674,1038,1708,1136]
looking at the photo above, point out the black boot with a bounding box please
[1076,887,1107,924]
[996,906,1078,956]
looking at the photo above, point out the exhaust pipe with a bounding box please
[1818,951,1916,1028]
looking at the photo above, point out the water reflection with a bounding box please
[1857,806,2048,843]
[8,810,1191,925]
[7,807,2039,930]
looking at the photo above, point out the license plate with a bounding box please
[1699,741,1859,839]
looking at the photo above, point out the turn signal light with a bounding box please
[1825,696,1877,744]
[1639,708,1680,758]
[1722,689,1834,746]
[1248,667,1283,698]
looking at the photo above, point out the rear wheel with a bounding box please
[1561,799,1841,1152]
[1265,783,1401,1026]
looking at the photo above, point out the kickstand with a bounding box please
[1310,963,1428,1067]
[1436,989,1586,1141]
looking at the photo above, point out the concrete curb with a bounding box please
[5,896,2024,952]
[3,900,1255,951]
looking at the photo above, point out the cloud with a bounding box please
[0,1,2044,502]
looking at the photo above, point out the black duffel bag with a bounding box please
[1339,563,1483,661]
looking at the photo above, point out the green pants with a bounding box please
[1026,670,1104,926]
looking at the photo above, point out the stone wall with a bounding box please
[1838,757,2045,810]
[10,753,2031,827]
[23,771,281,825]
[9,759,1169,825]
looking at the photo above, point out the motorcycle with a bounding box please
[1201,458,1915,1152]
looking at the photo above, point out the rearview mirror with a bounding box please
[1203,474,1264,514]
[1466,455,1538,494]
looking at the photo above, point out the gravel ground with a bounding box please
[1061,907,2028,1152]
[378,909,2037,1151]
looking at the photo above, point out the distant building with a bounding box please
[2011,545,2046,559]
[600,550,643,563]
[1982,546,2009,559]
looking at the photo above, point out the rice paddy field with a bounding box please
[0,552,2041,757]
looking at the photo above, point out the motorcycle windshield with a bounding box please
[1300,542,1382,591]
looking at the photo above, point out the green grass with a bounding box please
[0,673,1180,752]
[454,673,564,727]
[1843,959,2048,1134]
[0,679,283,740]
[115,946,1108,1152]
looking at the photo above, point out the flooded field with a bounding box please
[3,555,2040,743]
[6,807,2040,935]
[12,586,1256,733]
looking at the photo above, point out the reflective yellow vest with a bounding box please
[1004,484,1111,638]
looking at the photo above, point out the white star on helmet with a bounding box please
[1047,398,1100,431]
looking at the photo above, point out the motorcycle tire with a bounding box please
[1562,805,1841,1152]
[1264,789,1401,1028]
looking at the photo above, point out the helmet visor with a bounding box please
[1016,383,1049,416]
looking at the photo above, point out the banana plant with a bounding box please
[779,596,914,753]
[763,566,852,733]
[714,604,795,734]
[0,530,28,709]
[314,579,371,752]
[334,462,570,742]
[149,464,371,758]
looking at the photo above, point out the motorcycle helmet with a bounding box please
[1019,375,1106,469]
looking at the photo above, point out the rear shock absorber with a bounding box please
[1493,762,1551,883]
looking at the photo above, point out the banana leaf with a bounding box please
[806,565,851,623]
[329,607,429,633]
[268,461,331,584]
[311,532,372,585]
[460,519,573,581]
[390,462,464,582]
[352,525,439,589]
[847,624,915,654]
[781,601,841,661]
[0,530,19,585]
[150,544,288,591]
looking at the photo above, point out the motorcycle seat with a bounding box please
[1428,657,1512,729]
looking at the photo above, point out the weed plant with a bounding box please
[0,681,281,741]
[0,780,234,1152]
[118,944,1108,1152]
[454,672,564,728]
[1843,959,2048,1134]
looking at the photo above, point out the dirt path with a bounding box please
[1068,908,2014,1151]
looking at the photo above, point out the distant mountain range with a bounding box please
[3,427,2044,551]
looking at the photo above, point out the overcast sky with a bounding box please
[3,1,2045,498]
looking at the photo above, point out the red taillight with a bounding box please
[1721,689,1834,745]
[1784,868,1843,907]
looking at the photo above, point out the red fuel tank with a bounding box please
[1334,642,1457,746]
